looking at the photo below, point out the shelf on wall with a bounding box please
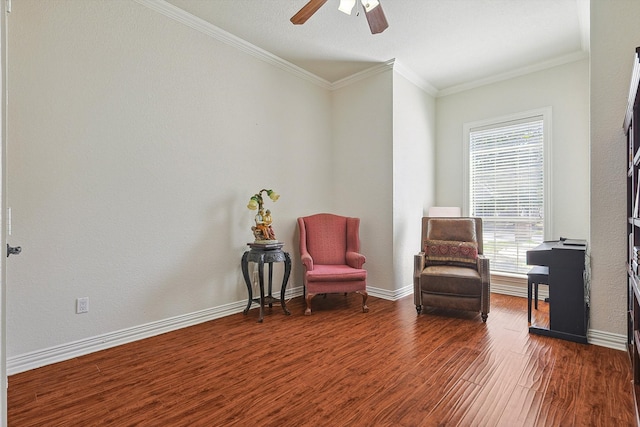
[625,48,640,427]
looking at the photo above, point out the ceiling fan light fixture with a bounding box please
[291,0,388,34]
[338,0,356,15]
[360,0,379,12]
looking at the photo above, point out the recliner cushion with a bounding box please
[426,218,477,243]
[420,265,482,297]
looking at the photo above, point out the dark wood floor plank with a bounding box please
[457,349,529,426]
[7,293,635,426]
[573,342,635,426]
[516,342,555,391]
[424,379,482,426]
[496,384,544,426]
[536,339,584,426]
[382,347,483,425]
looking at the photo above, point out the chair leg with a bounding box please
[416,305,422,314]
[305,293,315,315]
[358,290,369,313]
[481,312,488,322]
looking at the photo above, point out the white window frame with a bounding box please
[462,107,553,275]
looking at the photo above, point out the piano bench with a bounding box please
[527,266,549,323]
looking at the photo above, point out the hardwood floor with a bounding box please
[8,293,635,426]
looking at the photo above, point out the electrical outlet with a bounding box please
[76,297,89,314]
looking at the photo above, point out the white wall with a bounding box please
[436,59,590,243]
[7,0,334,357]
[329,66,436,296]
[331,68,394,292]
[392,72,436,294]
[589,0,640,337]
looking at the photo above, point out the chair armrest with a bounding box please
[346,251,366,269]
[414,252,426,306]
[477,254,490,282]
[414,253,425,282]
[301,253,314,271]
[477,254,491,315]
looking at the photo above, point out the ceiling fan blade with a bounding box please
[291,0,330,25]
[363,2,389,34]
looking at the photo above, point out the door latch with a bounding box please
[7,243,21,257]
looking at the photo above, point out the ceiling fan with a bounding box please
[291,0,389,34]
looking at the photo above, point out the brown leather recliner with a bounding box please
[413,217,490,322]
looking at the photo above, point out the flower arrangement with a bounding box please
[247,189,280,242]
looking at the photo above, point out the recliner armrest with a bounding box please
[413,252,426,307]
[346,251,366,269]
[477,254,490,282]
[477,254,491,315]
[414,252,425,279]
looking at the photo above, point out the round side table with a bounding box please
[241,242,291,322]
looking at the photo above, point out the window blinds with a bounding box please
[469,117,544,275]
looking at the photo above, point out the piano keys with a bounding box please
[526,239,589,344]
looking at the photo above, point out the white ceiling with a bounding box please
[164,0,589,94]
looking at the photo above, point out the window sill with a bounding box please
[491,272,526,287]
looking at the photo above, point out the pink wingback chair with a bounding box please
[297,213,369,315]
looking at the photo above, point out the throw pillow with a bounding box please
[424,239,478,266]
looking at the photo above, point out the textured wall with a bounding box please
[589,0,640,335]
[331,70,395,291]
[393,72,436,292]
[7,0,334,356]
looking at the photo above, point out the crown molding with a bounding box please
[134,1,434,94]
[438,50,589,97]
[135,1,589,101]
[329,60,439,96]
[392,60,438,96]
[330,59,395,90]
[134,0,332,90]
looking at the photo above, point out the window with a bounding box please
[463,108,551,275]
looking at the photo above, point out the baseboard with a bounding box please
[8,283,625,375]
[491,284,627,351]
[367,284,413,300]
[8,283,391,375]
[588,329,627,351]
[290,284,409,301]
[7,298,255,375]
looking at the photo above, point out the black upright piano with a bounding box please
[526,239,589,344]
